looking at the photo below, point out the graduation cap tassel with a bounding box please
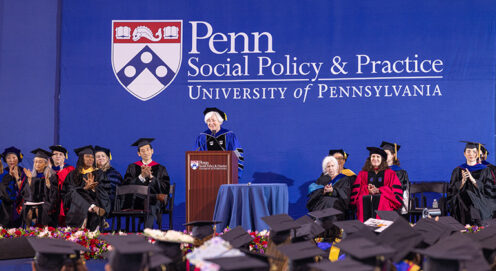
[344,152,347,160]
[65,153,68,159]
[394,143,398,160]
[109,152,112,161]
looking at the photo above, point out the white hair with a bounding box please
[204,111,224,125]
[322,155,339,174]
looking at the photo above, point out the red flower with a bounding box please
[15,230,22,236]
[48,227,56,232]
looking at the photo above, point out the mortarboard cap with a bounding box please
[277,241,326,264]
[220,226,253,249]
[375,210,401,222]
[328,149,349,160]
[148,253,173,269]
[294,215,314,226]
[2,146,23,162]
[49,145,68,159]
[73,145,94,156]
[27,237,89,271]
[307,208,342,230]
[333,220,372,235]
[261,214,299,244]
[378,216,423,262]
[206,255,269,271]
[436,216,466,231]
[131,138,155,149]
[294,221,325,241]
[203,107,227,121]
[415,233,490,271]
[366,147,387,161]
[31,148,52,160]
[336,237,395,260]
[99,234,161,271]
[94,145,112,160]
[183,220,221,239]
[309,258,375,271]
[461,141,485,157]
[380,141,401,152]
[413,218,453,246]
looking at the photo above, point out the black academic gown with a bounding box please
[0,172,16,226]
[390,165,410,214]
[447,164,495,225]
[123,161,170,228]
[63,169,110,230]
[1,167,27,227]
[100,166,123,212]
[306,173,353,218]
[22,173,58,227]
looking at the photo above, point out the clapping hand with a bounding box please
[324,184,333,194]
[24,168,32,185]
[368,184,380,195]
[10,166,19,180]
[83,172,98,190]
[141,165,153,179]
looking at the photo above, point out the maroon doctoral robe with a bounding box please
[350,168,403,222]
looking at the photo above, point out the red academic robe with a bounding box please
[350,169,403,222]
[55,165,75,225]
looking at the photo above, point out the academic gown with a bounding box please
[390,165,411,214]
[447,163,496,225]
[100,166,123,212]
[350,169,403,222]
[123,161,170,227]
[63,169,110,230]
[0,167,27,227]
[22,172,58,226]
[53,164,75,225]
[0,172,16,226]
[306,173,353,218]
[481,161,496,200]
[195,128,244,177]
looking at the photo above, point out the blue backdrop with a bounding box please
[1,0,495,229]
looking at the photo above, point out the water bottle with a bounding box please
[432,199,438,209]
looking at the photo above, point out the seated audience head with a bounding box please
[74,145,95,171]
[2,146,23,168]
[328,149,348,173]
[380,141,401,166]
[362,147,388,172]
[203,107,227,133]
[95,145,112,171]
[49,145,68,167]
[322,155,339,178]
[480,144,488,161]
[131,138,155,162]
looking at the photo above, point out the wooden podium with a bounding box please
[186,151,238,223]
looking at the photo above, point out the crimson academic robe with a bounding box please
[123,161,170,228]
[53,164,75,225]
[350,169,403,222]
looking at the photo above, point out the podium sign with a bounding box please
[186,151,238,223]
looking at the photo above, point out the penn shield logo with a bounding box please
[190,160,199,170]
[112,20,182,101]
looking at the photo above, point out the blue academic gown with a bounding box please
[195,128,244,177]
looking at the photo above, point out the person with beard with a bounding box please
[63,145,110,230]
[49,145,75,226]
[123,138,170,228]
[350,147,403,222]
[381,141,411,215]
[447,141,496,224]
[1,146,28,227]
[23,149,58,227]
[94,145,123,212]
[306,155,353,218]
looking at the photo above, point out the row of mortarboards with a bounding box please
[26,211,496,271]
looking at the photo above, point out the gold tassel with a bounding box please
[394,143,398,160]
[109,152,112,161]
[344,152,347,160]
[65,153,68,159]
